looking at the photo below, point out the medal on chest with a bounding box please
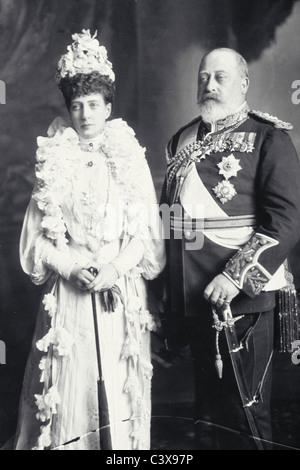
[191,131,256,204]
[167,130,256,204]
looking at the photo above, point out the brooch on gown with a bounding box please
[79,141,102,167]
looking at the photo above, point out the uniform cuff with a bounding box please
[223,232,278,297]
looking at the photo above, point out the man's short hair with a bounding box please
[200,48,249,79]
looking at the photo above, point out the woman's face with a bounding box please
[70,93,112,140]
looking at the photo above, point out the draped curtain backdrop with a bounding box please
[0,0,300,447]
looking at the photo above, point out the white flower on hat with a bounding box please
[56,29,115,82]
[72,30,100,53]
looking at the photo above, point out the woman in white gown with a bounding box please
[14,30,165,451]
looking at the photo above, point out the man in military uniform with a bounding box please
[161,48,300,449]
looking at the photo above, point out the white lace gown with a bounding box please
[14,118,165,450]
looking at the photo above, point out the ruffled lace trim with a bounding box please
[33,118,158,262]
[33,277,156,450]
[30,118,162,449]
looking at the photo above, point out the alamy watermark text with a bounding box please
[291,80,300,104]
[0,340,6,364]
[0,80,6,104]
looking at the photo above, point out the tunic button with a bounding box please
[185,230,191,239]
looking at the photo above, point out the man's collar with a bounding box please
[203,102,250,133]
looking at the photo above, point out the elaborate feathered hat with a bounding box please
[56,29,115,83]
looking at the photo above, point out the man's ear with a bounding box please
[241,77,249,94]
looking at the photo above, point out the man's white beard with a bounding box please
[198,98,239,124]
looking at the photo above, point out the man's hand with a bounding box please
[85,263,119,293]
[204,273,240,308]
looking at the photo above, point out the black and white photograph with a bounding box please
[0,0,300,453]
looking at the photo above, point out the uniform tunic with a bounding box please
[162,103,300,449]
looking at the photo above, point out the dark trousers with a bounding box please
[187,309,274,450]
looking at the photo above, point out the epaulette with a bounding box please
[249,109,293,131]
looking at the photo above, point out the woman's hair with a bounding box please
[58,71,115,110]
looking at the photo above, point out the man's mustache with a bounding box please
[199,93,220,103]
